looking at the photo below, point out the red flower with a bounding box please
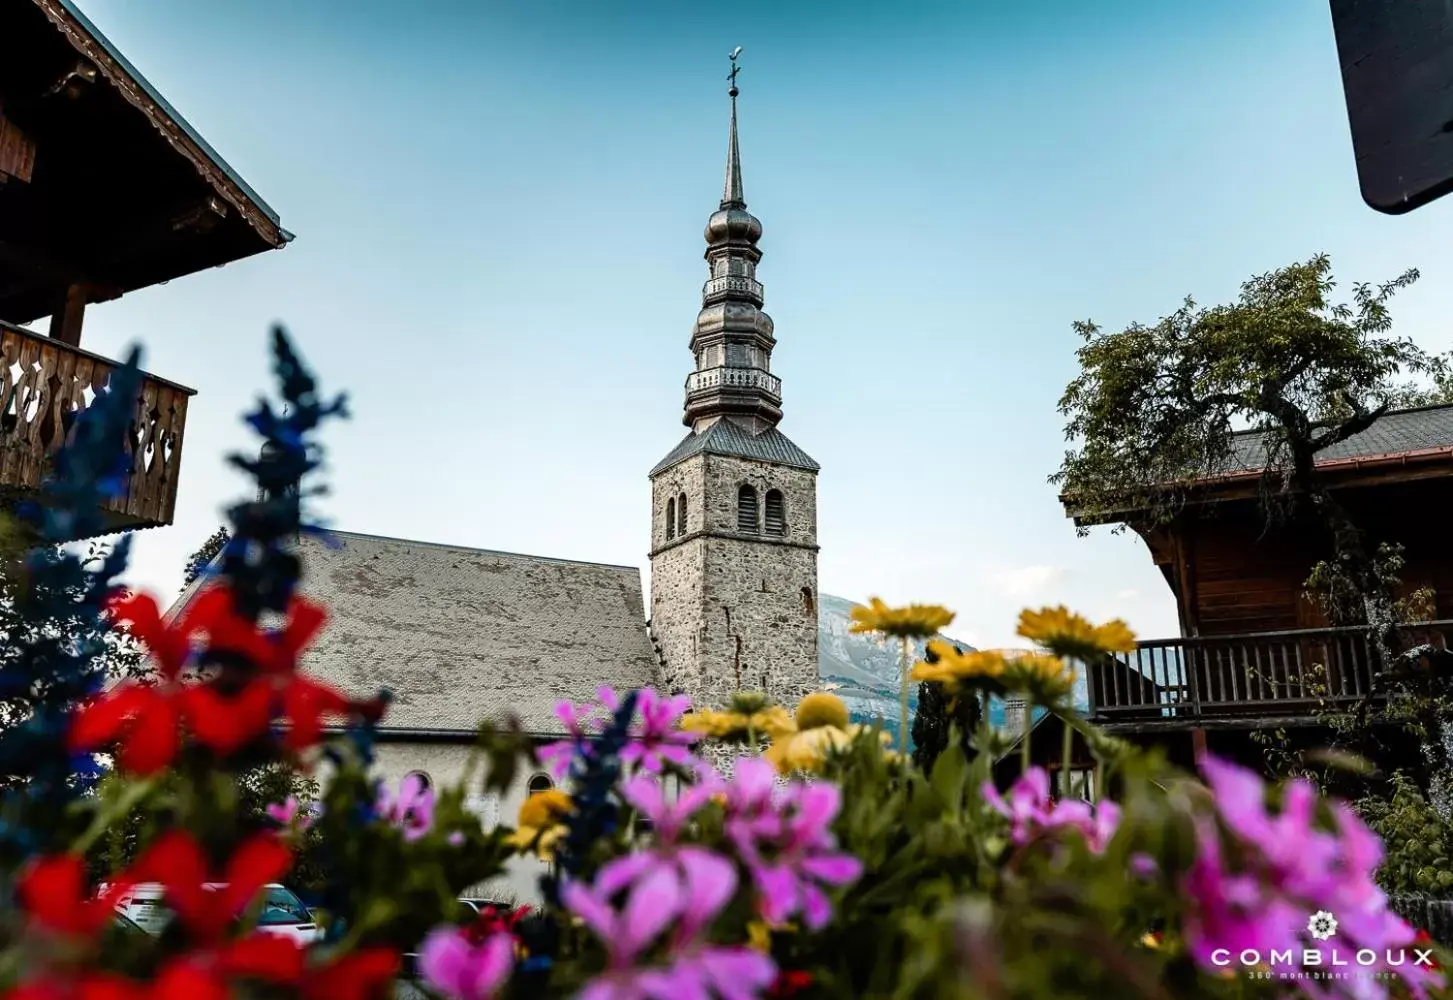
[181,587,327,675]
[16,854,135,937]
[6,963,224,1000]
[767,970,814,998]
[279,675,354,752]
[218,938,399,1000]
[107,592,192,680]
[301,949,400,1000]
[218,934,309,983]
[134,831,291,941]
[181,680,275,756]
[68,685,181,776]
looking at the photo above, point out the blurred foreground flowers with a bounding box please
[0,338,1445,1000]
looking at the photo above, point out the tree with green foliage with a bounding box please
[181,525,230,590]
[1053,254,1453,817]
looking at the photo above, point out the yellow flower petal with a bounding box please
[848,597,956,640]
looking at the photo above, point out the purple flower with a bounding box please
[565,862,777,1000]
[419,924,514,1000]
[980,767,1119,853]
[377,772,434,841]
[265,796,299,826]
[602,687,701,774]
[538,696,603,780]
[1186,755,1442,998]
[721,758,862,930]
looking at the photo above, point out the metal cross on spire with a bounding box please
[728,45,743,96]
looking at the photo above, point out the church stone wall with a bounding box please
[649,451,819,712]
[367,743,552,906]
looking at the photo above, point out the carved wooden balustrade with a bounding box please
[1085,620,1453,730]
[0,319,194,537]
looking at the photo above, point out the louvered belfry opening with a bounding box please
[666,497,677,539]
[764,489,786,535]
[737,484,759,532]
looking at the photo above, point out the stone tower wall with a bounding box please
[650,451,818,711]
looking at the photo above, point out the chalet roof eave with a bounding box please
[36,0,290,250]
[1059,445,1453,525]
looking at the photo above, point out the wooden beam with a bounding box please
[47,283,86,346]
[1191,727,1207,766]
[0,108,37,184]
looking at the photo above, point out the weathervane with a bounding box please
[728,46,743,97]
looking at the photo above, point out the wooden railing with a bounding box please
[0,320,195,535]
[1086,620,1453,725]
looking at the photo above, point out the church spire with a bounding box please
[722,50,745,209]
[682,48,782,434]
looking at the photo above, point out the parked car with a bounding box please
[111,882,320,944]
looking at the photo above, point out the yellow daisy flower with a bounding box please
[680,705,795,742]
[766,723,891,775]
[1001,651,1076,701]
[848,597,956,640]
[1016,606,1137,659]
[507,789,573,860]
[910,642,1009,688]
[795,691,850,730]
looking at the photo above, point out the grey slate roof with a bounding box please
[650,421,821,476]
[170,531,657,735]
[1224,403,1453,473]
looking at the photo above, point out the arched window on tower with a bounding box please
[666,497,677,540]
[737,485,759,533]
[678,492,688,533]
[764,489,786,536]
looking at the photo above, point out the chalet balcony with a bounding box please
[0,319,193,538]
[1085,620,1453,731]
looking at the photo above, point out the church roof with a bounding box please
[650,420,821,476]
[170,530,658,736]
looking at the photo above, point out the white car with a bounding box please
[112,882,320,944]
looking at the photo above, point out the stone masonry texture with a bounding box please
[650,449,819,712]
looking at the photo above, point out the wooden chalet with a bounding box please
[1044,405,1453,778]
[0,0,290,537]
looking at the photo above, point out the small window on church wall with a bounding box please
[666,497,677,540]
[802,587,815,618]
[764,490,786,535]
[527,773,554,794]
[406,770,432,792]
[678,492,688,532]
[737,485,759,532]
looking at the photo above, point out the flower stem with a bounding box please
[1020,708,1031,775]
[899,637,911,756]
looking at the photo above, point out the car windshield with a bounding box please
[256,887,311,926]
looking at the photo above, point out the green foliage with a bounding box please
[181,525,231,590]
[1357,772,1453,896]
[1053,254,1431,532]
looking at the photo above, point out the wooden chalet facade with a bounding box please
[1025,405,1453,783]
[0,0,289,538]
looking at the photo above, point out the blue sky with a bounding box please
[64,0,1453,649]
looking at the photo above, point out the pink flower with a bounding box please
[538,697,603,780]
[722,759,862,930]
[418,925,513,1000]
[377,773,434,842]
[265,797,299,826]
[1186,755,1442,997]
[980,767,1119,853]
[565,863,777,1000]
[602,687,702,774]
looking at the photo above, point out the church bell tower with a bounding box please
[648,52,820,712]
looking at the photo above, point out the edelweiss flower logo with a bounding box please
[1307,910,1339,941]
